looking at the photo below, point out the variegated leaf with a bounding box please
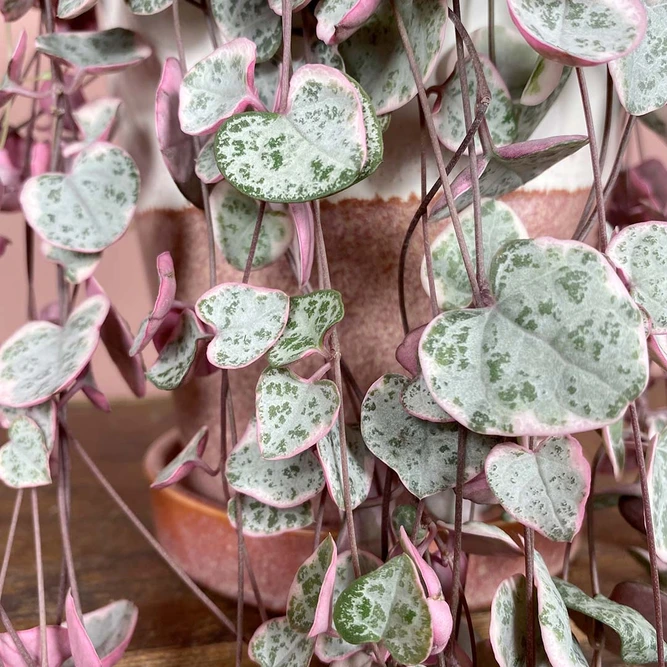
[607,221,667,333]
[210,181,293,272]
[420,239,648,435]
[648,424,667,561]
[21,143,139,253]
[70,99,121,155]
[0,295,109,408]
[392,505,427,542]
[56,0,96,19]
[249,616,315,667]
[360,374,496,498]
[348,76,383,183]
[226,417,325,507]
[422,198,528,310]
[315,0,382,45]
[268,290,344,367]
[35,29,151,73]
[317,423,374,510]
[602,410,626,481]
[287,534,337,636]
[256,367,341,459]
[333,553,433,665]
[0,401,57,453]
[435,56,517,153]
[0,417,51,489]
[507,0,647,66]
[127,0,172,16]
[195,138,222,184]
[555,578,666,664]
[195,283,289,369]
[485,436,591,541]
[338,0,447,115]
[227,496,314,536]
[400,374,453,423]
[42,243,102,285]
[521,57,565,106]
[215,65,366,203]
[179,39,260,136]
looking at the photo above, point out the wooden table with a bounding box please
[0,400,655,665]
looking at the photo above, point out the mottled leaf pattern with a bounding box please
[249,616,315,667]
[256,368,340,459]
[268,290,344,367]
[602,410,626,481]
[392,505,427,542]
[227,496,314,536]
[195,283,289,369]
[420,239,648,435]
[400,374,454,423]
[315,0,382,45]
[485,436,591,541]
[348,76,384,182]
[648,424,667,561]
[195,138,222,184]
[215,65,366,203]
[0,401,57,453]
[127,0,172,16]
[360,374,496,498]
[56,0,97,26]
[43,243,102,285]
[0,417,51,489]
[21,143,139,253]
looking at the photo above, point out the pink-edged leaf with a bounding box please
[0,237,10,258]
[64,592,138,667]
[0,400,57,453]
[601,409,626,482]
[64,98,122,157]
[287,534,338,637]
[521,57,565,106]
[288,202,315,287]
[227,495,315,537]
[400,374,454,423]
[0,625,70,667]
[268,0,310,15]
[0,0,31,21]
[485,436,591,542]
[395,324,426,376]
[314,0,382,45]
[152,303,188,352]
[35,29,151,74]
[249,616,315,667]
[507,0,647,67]
[607,160,667,228]
[178,38,260,136]
[194,138,222,184]
[461,471,499,505]
[427,597,453,656]
[43,242,102,285]
[647,423,667,561]
[429,551,468,603]
[30,142,50,177]
[151,426,217,489]
[439,521,523,557]
[225,416,325,507]
[0,417,51,489]
[57,0,97,21]
[0,131,22,212]
[21,142,139,253]
[130,252,176,356]
[398,526,442,598]
[0,295,110,408]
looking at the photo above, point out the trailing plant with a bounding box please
[3,0,667,666]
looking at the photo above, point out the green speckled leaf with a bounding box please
[215,64,366,203]
[0,417,51,489]
[392,505,427,542]
[521,57,565,106]
[56,0,95,19]
[287,534,337,635]
[338,0,447,115]
[648,424,667,561]
[226,417,325,507]
[555,578,666,664]
[485,436,591,541]
[146,310,211,390]
[420,239,648,435]
[333,553,432,665]
[422,199,528,310]
[43,243,102,285]
[360,374,496,498]
[21,143,139,253]
[127,0,171,16]
[317,423,374,510]
[256,367,340,459]
[347,76,383,182]
[0,295,109,408]
[0,401,57,454]
[607,221,667,333]
[195,282,289,369]
[435,56,517,153]
[400,374,454,423]
[249,616,315,667]
[268,290,344,367]
[602,410,626,481]
[195,138,222,184]
[64,98,122,158]
[227,496,314,536]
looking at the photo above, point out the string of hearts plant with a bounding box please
[3,0,667,665]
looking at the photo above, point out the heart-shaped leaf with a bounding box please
[268,290,344,367]
[0,417,51,489]
[435,56,517,153]
[21,142,139,253]
[395,324,426,376]
[127,0,172,16]
[423,199,528,310]
[35,29,151,73]
[485,436,591,541]
[0,401,57,453]
[507,0,647,66]
[648,424,667,561]
[315,0,382,45]
[334,553,433,665]
[317,423,374,510]
[211,0,281,63]
[555,578,666,664]
[72,99,121,151]
[43,243,102,285]
[602,411,626,481]
[64,592,138,667]
[287,534,338,636]
[256,367,341,459]
[521,57,565,106]
[215,64,366,203]
[0,295,109,408]
[420,239,649,435]
[400,374,454,423]
[430,136,587,221]
[607,221,667,333]
[56,0,96,22]
[288,203,315,287]
[338,0,447,115]
[151,426,217,490]
[210,181,293,272]
[397,527,442,598]
[179,39,260,136]
[146,309,211,390]
[195,138,222,184]
[226,417,325,506]
[227,496,314,536]
[361,374,496,499]
[249,616,315,667]
[195,282,289,369]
